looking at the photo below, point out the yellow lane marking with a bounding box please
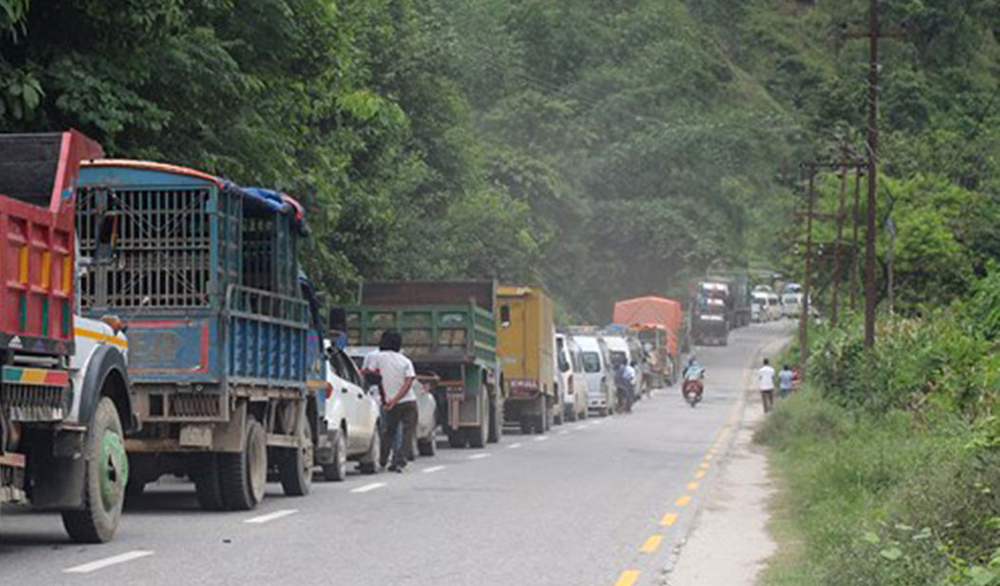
[694,470,706,479]
[640,535,663,553]
[676,495,692,507]
[687,481,699,491]
[74,328,128,348]
[704,454,713,462]
[660,513,678,526]
[614,570,641,586]
[699,462,710,470]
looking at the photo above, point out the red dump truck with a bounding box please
[0,131,135,542]
[612,296,683,386]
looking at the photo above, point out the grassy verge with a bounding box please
[755,387,1000,586]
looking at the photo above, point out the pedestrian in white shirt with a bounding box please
[757,358,776,413]
[362,330,417,472]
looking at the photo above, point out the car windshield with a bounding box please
[610,350,627,365]
[556,338,570,372]
[582,351,601,373]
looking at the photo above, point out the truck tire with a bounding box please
[447,426,466,448]
[467,395,488,449]
[190,454,226,511]
[358,428,380,474]
[487,394,502,444]
[61,397,128,543]
[279,422,313,497]
[219,418,267,511]
[417,436,436,457]
[322,429,347,481]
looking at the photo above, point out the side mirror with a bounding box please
[499,304,511,329]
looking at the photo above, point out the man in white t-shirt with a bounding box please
[757,358,776,413]
[362,330,417,472]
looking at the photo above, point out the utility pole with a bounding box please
[886,217,895,315]
[864,0,880,348]
[799,169,816,367]
[849,166,862,312]
[830,146,849,327]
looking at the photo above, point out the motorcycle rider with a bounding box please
[681,356,705,403]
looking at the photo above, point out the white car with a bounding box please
[320,346,382,481]
[782,293,802,318]
[345,346,439,460]
[556,334,588,421]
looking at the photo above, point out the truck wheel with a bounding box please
[447,428,467,448]
[417,436,436,457]
[219,418,267,511]
[487,395,502,444]
[61,397,128,543]
[322,429,347,481]
[191,454,226,511]
[358,428,380,474]
[279,421,313,497]
[468,393,488,448]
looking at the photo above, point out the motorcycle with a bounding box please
[681,368,705,407]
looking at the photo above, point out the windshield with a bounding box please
[610,350,627,365]
[556,337,570,372]
[582,351,601,373]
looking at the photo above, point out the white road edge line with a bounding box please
[422,465,446,473]
[468,453,491,460]
[351,482,387,494]
[508,443,523,449]
[557,430,570,435]
[245,509,298,524]
[534,436,549,442]
[64,550,154,574]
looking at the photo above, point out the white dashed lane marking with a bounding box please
[350,482,387,494]
[508,443,523,449]
[64,551,154,574]
[422,465,446,473]
[468,453,491,460]
[245,509,298,524]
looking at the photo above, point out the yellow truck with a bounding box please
[497,285,557,434]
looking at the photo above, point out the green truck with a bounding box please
[343,281,503,448]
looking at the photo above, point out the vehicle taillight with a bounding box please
[324,382,333,399]
[567,375,574,394]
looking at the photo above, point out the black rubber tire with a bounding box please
[358,428,380,475]
[191,453,226,511]
[447,428,467,448]
[61,397,127,543]
[219,418,267,511]
[279,421,313,497]
[467,396,488,449]
[417,436,436,457]
[322,429,347,482]
[487,395,502,444]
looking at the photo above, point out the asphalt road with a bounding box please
[0,321,790,586]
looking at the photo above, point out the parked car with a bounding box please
[782,293,802,318]
[574,335,616,416]
[345,346,439,459]
[322,345,382,481]
[556,334,588,421]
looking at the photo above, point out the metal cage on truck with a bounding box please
[76,161,318,510]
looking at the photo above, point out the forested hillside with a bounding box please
[2,0,997,320]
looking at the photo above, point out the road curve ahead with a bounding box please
[0,322,791,586]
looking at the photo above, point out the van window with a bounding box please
[609,350,627,366]
[556,337,570,372]
[582,352,601,373]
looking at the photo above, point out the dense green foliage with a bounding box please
[758,270,1000,585]
[1,0,997,320]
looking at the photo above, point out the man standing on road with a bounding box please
[363,330,418,472]
[757,358,776,413]
[778,364,795,400]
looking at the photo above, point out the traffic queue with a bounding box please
[0,130,688,545]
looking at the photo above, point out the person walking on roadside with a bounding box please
[363,330,418,472]
[778,364,795,400]
[757,358,776,413]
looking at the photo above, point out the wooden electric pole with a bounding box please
[849,166,862,312]
[864,0,880,348]
[830,147,849,327]
[799,169,816,367]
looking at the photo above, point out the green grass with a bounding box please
[755,389,1000,586]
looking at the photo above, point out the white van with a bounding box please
[555,334,589,421]
[574,335,615,416]
[752,292,769,322]
[766,293,782,320]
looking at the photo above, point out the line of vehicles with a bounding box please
[751,283,806,322]
[0,130,765,545]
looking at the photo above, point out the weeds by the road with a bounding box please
[756,281,1000,585]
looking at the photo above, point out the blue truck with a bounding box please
[76,161,324,510]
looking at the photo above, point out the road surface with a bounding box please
[0,322,789,586]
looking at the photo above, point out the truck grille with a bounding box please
[168,394,222,419]
[2,383,67,421]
